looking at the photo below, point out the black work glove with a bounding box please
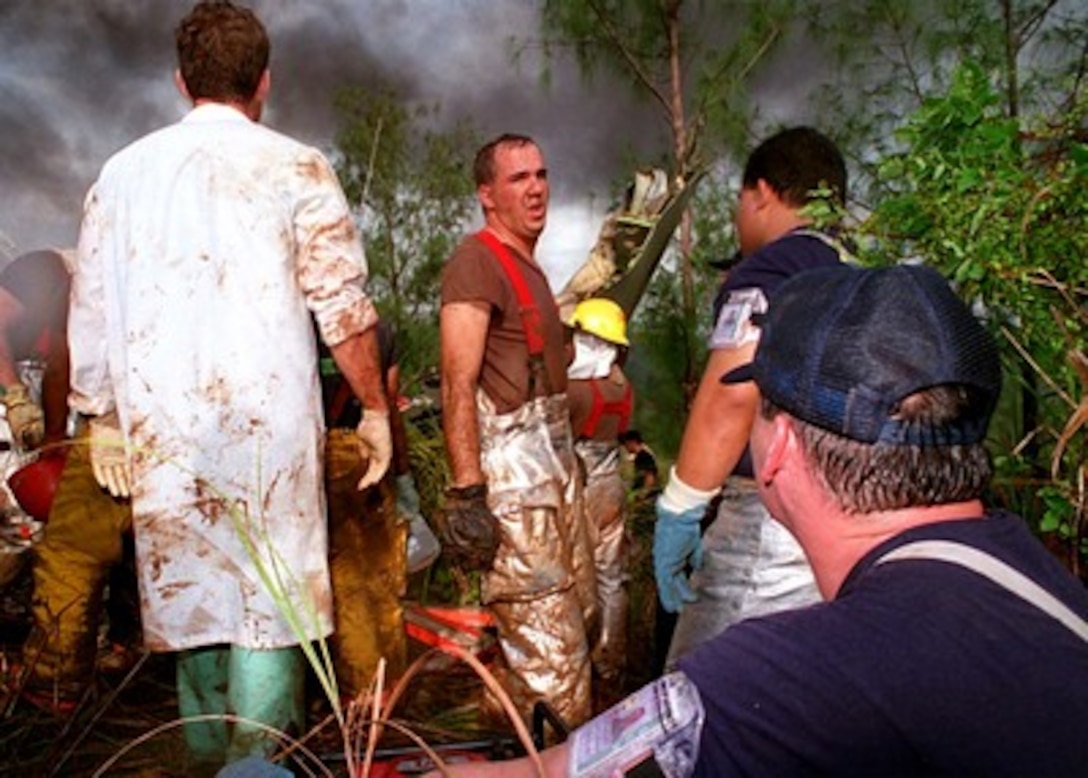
[436,483,501,572]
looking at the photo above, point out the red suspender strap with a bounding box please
[581,379,633,438]
[475,230,546,356]
[581,379,606,438]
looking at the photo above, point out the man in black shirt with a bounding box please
[619,429,658,494]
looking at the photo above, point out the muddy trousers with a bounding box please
[177,644,304,769]
[576,442,628,686]
[486,498,593,730]
[489,534,592,729]
[478,393,593,729]
[665,479,820,668]
[26,437,132,695]
[325,429,407,700]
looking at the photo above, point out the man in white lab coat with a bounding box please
[69,1,391,771]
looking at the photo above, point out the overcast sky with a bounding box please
[0,0,689,286]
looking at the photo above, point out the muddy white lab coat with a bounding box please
[70,104,377,652]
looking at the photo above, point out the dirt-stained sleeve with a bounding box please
[68,181,115,416]
[293,147,378,347]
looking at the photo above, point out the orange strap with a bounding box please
[475,230,545,356]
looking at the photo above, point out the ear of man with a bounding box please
[173,69,191,101]
[756,411,794,488]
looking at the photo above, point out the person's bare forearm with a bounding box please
[673,346,758,490]
[439,301,489,488]
[41,338,70,444]
[329,326,389,415]
[442,379,483,487]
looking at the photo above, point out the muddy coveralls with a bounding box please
[319,324,407,701]
[664,482,818,666]
[0,249,138,703]
[325,436,406,699]
[70,103,369,768]
[25,438,133,700]
[565,354,635,700]
[478,389,595,728]
[575,439,627,685]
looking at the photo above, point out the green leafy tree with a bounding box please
[529,0,799,457]
[859,63,1088,575]
[805,0,1088,207]
[331,85,480,386]
[803,0,1087,573]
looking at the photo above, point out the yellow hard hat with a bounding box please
[569,298,629,346]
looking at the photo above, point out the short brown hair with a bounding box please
[473,133,537,187]
[763,385,994,514]
[175,0,269,103]
[742,126,846,208]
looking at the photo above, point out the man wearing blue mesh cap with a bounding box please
[677,262,1088,774]
[430,262,1088,777]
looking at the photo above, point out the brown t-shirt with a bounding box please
[441,233,568,415]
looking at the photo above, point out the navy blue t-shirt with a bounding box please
[710,229,844,324]
[710,230,843,476]
[678,511,1088,776]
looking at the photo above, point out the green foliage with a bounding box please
[625,269,698,457]
[332,85,480,390]
[799,183,850,232]
[625,223,728,458]
[804,0,1088,208]
[537,0,798,169]
[688,170,740,270]
[1039,485,1074,535]
[858,61,1088,574]
[532,0,801,416]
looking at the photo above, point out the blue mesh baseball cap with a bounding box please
[722,264,1002,445]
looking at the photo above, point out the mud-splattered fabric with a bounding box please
[575,438,629,685]
[476,390,593,726]
[70,103,375,651]
[325,429,407,699]
[666,478,820,668]
[26,434,133,696]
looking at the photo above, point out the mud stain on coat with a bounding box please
[192,478,230,527]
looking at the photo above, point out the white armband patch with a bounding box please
[708,287,767,350]
[567,671,705,778]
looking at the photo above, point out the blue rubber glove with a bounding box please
[653,467,718,613]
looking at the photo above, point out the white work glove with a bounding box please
[2,383,44,450]
[354,410,392,491]
[89,411,132,498]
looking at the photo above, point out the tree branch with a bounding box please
[585,0,673,116]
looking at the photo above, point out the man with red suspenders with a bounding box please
[438,133,593,728]
[566,298,634,705]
